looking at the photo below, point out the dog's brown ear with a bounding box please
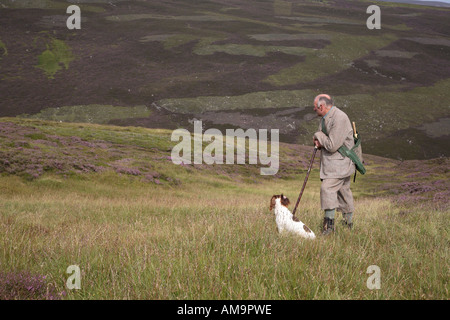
[281,195,290,207]
[270,195,279,211]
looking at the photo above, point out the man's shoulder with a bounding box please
[332,106,347,115]
[331,107,350,121]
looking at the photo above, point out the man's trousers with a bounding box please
[320,176,355,213]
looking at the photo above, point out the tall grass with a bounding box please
[0,170,448,299]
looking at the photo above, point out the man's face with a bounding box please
[313,94,331,117]
[314,99,326,117]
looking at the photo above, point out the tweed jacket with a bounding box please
[313,107,355,179]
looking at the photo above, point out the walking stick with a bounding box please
[292,146,318,218]
[352,121,358,182]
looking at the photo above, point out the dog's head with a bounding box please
[269,194,290,211]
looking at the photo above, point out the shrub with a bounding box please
[0,271,62,300]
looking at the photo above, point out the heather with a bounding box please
[0,271,62,300]
[368,157,450,209]
[0,120,179,184]
[0,118,448,300]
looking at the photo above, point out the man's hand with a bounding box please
[314,138,322,149]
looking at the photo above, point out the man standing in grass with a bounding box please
[312,94,355,235]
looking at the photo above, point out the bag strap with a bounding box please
[337,145,366,175]
[321,119,366,175]
[353,135,361,149]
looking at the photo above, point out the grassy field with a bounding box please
[20,104,152,125]
[0,118,448,300]
[0,0,449,300]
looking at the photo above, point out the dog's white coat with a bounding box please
[273,198,316,239]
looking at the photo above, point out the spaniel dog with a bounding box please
[270,194,316,239]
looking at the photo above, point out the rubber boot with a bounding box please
[342,212,353,230]
[342,220,353,230]
[322,217,335,236]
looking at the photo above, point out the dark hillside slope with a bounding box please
[0,0,449,159]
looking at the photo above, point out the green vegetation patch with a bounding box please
[273,0,295,16]
[158,77,450,116]
[139,34,173,43]
[325,78,450,140]
[19,105,151,125]
[35,38,75,79]
[3,117,174,152]
[190,33,321,57]
[264,33,397,86]
[278,15,361,26]
[194,42,314,57]
[157,89,318,114]
[249,33,331,41]
[105,14,236,22]
[139,34,200,50]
